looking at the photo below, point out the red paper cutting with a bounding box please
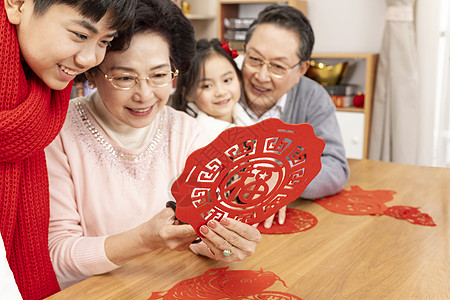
[171,119,325,236]
[315,186,436,227]
[383,205,436,226]
[147,267,302,300]
[314,185,396,215]
[257,207,318,234]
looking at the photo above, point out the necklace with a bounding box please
[73,100,166,162]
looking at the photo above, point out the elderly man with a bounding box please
[240,4,350,227]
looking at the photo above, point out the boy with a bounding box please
[0,0,136,299]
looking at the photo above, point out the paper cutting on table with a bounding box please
[147,267,303,300]
[171,119,325,236]
[315,185,436,226]
[314,185,396,215]
[383,205,436,226]
[257,207,318,234]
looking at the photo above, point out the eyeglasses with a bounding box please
[243,54,301,79]
[98,68,179,90]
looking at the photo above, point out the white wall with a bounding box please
[308,0,386,53]
[235,0,446,166]
[237,0,386,54]
[416,0,449,166]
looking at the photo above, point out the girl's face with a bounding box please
[191,54,241,123]
[91,32,173,128]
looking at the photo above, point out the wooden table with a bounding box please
[47,159,450,299]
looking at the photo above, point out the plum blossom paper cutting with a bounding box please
[171,119,325,236]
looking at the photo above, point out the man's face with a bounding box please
[7,1,117,90]
[242,23,309,117]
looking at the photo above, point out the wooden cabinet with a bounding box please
[218,0,308,42]
[174,2,378,160]
[177,0,218,40]
[336,111,365,159]
[177,0,308,44]
[310,53,378,159]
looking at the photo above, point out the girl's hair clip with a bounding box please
[220,41,239,59]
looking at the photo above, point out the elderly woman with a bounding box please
[45,0,261,289]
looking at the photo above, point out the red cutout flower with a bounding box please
[171,119,325,236]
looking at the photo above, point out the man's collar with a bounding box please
[241,93,288,122]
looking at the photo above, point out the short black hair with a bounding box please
[80,0,195,85]
[171,38,242,114]
[245,4,315,61]
[108,0,195,74]
[33,0,137,32]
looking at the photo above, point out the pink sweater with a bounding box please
[45,94,208,288]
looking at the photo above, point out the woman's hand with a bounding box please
[105,207,198,265]
[191,218,261,262]
[189,241,215,259]
[138,207,199,252]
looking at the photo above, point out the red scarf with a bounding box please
[1,5,71,299]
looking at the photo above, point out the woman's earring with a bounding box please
[88,82,96,90]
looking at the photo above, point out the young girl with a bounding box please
[172,39,253,140]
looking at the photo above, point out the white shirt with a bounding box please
[242,94,287,122]
[186,102,254,142]
[0,234,22,299]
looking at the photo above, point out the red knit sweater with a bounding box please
[1,5,71,300]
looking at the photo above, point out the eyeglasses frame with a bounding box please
[243,54,302,79]
[97,68,179,90]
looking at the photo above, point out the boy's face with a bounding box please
[6,1,118,90]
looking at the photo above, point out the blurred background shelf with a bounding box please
[310,53,378,159]
[171,1,378,160]
[176,0,219,40]
[218,0,308,47]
